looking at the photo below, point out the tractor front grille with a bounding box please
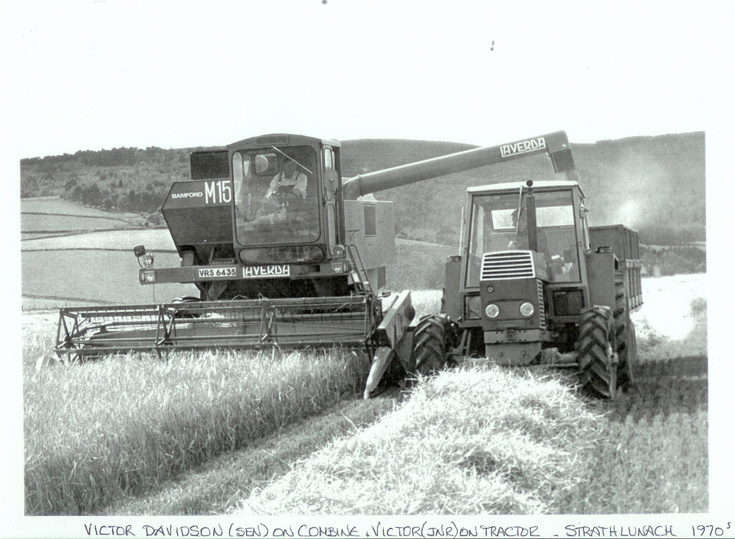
[481,251,536,280]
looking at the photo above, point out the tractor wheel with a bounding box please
[411,314,459,375]
[576,305,618,399]
[613,278,634,391]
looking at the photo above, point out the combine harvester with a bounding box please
[55,131,641,398]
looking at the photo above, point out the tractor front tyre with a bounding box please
[576,306,618,399]
[411,314,458,376]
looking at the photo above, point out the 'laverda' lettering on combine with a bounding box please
[171,191,203,199]
[500,137,546,158]
[243,265,291,278]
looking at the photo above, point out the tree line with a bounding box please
[21,146,201,222]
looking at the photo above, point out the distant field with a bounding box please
[21,215,126,240]
[21,196,143,221]
[22,227,175,251]
[21,197,146,241]
[21,199,194,309]
[22,250,196,308]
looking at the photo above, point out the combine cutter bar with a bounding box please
[55,295,379,361]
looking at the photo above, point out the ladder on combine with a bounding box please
[346,244,373,295]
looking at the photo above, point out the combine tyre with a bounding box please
[577,306,618,399]
[411,314,459,375]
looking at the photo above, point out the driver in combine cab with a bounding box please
[265,159,307,200]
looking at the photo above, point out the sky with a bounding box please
[4,0,733,158]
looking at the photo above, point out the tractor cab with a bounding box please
[464,180,586,287]
[444,179,591,362]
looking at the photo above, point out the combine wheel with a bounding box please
[576,306,618,399]
[411,314,458,375]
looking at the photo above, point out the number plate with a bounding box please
[197,267,238,279]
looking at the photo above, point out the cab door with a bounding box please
[323,146,340,254]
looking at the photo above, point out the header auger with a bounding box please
[54,130,641,399]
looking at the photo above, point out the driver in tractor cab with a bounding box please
[508,206,549,255]
[509,206,577,279]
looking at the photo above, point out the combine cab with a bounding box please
[54,131,640,398]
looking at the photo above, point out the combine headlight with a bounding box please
[139,269,156,284]
[485,303,500,319]
[519,302,535,317]
[134,244,155,269]
[331,260,351,273]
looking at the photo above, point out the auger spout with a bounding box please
[342,131,575,200]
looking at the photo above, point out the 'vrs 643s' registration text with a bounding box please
[198,267,237,279]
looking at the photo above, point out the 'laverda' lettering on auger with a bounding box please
[171,192,203,199]
[243,265,291,278]
[500,137,546,157]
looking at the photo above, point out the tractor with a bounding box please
[436,180,642,398]
[54,131,641,399]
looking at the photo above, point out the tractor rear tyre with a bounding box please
[411,314,459,375]
[577,305,618,399]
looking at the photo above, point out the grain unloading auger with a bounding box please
[56,131,639,399]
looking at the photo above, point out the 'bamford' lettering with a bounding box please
[171,192,203,199]
[500,137,546,157]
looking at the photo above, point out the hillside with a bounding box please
[20,132,706,245]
